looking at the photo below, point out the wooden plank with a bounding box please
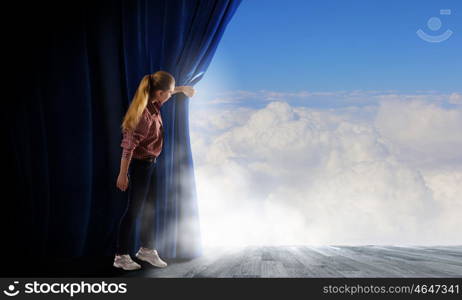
[261,260,289,277]
[218,246,254,278]
[189,247,246,278]
[117,245,462,278]
[287,246,345,277]
[235,246,262,277]
[320,246,411,277]
[373,246,462,267]
[367,246,462,276]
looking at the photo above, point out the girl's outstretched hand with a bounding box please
[116,173,129,192]
[181,86,196,98]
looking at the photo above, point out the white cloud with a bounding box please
[449,92,462,105]
[374,99,462,171]
[190,97,462,246]
[200,89,460,109]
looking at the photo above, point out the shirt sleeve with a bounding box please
[120,113,150,159]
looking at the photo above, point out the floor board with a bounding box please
[117,245,462,278]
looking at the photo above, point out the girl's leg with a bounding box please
[140,165,157,249]
[115,159,155,255]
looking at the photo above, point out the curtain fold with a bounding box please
[6,0,241,275]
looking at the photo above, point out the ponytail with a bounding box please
[121,71,175,132]
[121,75,150,132]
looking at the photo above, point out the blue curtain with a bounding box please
[6,0,241,276]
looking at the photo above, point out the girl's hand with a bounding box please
[116,173,129,192]
[180,86,196,98]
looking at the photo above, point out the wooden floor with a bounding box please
[116,245,462,278]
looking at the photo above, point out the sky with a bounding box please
[194,0,461,106]
[187,0,462,247]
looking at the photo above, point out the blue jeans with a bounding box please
[116,158,157,255]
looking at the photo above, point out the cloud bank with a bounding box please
[190,94,462,246]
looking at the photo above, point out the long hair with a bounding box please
[121,71,175,132]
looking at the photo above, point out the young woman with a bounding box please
[114,71,195,271]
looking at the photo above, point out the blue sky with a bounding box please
[196,0,461,99]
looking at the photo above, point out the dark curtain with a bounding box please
[6,0,241,276]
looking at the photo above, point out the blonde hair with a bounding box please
[121,71,175,132]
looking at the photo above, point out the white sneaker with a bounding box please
[113,254,142,271]
[135,248,168,268]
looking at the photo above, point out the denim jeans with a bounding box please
[116,158,157,255]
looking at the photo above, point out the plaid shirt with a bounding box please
[120,100,164,161]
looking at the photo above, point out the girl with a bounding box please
[114,71,195,271]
